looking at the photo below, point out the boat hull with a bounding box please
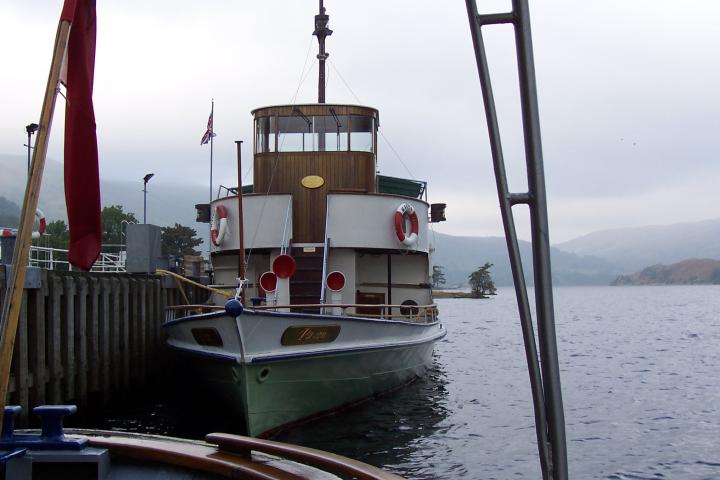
[164,310,445,436]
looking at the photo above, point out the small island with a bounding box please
[611,258,720,285]
[433,263,497,298]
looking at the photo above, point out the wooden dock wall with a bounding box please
[0,267,207,423]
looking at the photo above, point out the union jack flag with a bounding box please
[200,109,216,145]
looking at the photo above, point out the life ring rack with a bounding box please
[394,203,419,247]
[210,205,229,247]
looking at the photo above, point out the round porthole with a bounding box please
[400,300,419,316]
[257,367,271,383]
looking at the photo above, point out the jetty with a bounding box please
[0,240,205,425]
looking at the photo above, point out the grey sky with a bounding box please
[1,1,718,242]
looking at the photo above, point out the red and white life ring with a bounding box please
[32,208,47,239]
[394,203,419,246]
[0,209,46,239]
[210,205,228,247]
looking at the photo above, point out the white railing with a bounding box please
[1,245,127,272]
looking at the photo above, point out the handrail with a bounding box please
[164,303,438,324]
[165,303,437,311]
[207,432,405,480]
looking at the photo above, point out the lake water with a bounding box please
[85,286,720,479]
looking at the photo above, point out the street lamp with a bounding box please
[143,173,154,224]
[24,123,39,174]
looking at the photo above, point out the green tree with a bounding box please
[161,223,202,256]
[432,265,446,288]
[468,262,497,298]
[102,205,138,245]
[44,220,70,250]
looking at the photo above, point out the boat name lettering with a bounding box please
[281,325,341,346]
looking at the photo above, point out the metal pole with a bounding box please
[512,1,567,476]
[235,140,246,306]
[209,99,214,202]
[313,0,332,103]
[143,181,147,224]
[27,130,31,173]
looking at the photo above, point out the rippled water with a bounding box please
[86,286,720,479]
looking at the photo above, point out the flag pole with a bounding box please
[0,18,72,425]
[235,140,246,306]
[209,99,214,202]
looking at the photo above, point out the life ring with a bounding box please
[210,205,228,247]
[32,208,47,240]
[394,203,419,246]
[1,210,46,239]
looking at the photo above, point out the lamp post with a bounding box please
[24,123,39,175]
[143,173,154,224]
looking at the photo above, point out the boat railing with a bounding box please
[164,303,439,323]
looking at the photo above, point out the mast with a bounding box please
[313,0,332,103]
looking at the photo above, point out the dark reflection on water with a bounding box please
[81,286,720,479]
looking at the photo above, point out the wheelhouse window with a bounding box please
[315,113,348,152]
[278,115,313,152]
[255,117,276,153]
[349,115,374,152]
[256,110,376,153]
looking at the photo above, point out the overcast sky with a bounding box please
[1,1,718,243]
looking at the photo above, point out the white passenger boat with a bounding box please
[162,4,447,438]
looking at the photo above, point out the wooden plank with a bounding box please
[138,280,147,381]
[48,274,63,403]
[88,278,100,393]
[0,19,73,427]
[29,271,47,406]
[99,277,111,401]
[70,276,86,404]
[207,433,405,480]
[120,277,130,390]
[254,152,375,242]
[110,277,121,391]
[129,279,139,382]
[62,276,76,401]
[13,293,30,416]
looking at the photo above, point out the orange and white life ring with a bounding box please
[210,205,228,247]
[394,203,419,246]
[32,208,47,240]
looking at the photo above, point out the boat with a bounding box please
[162,3,447,437]
[0,405,403,479]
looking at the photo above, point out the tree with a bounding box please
[432,265,446,288]
[102,205,138,245]
[161,223,202,256]
[44,220,70,250]
[468,262,497,298]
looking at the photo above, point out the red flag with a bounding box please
[62,0,101,270]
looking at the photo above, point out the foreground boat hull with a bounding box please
[165,309,445,436]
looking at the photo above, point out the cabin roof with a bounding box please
[251,103,379,117]
[237,175,426,199]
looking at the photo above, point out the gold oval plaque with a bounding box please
[301,175,325,189]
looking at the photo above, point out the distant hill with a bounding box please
[0,196,20,228]
[555,219,720,272]
[431,232,619,287]
[611,258,720,285]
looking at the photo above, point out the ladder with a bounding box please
[464,1,568,479]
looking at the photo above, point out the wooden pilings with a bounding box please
[0,267,205,423]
